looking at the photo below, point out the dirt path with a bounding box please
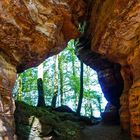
[80,124,130,140]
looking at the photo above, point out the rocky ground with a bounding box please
[15,101,83,140]
[80,124,130,140]
[14,101,130,140]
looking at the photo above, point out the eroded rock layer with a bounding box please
[0,0,140,139]
[87,0,140,139]
[89,0,140,65]
[0,57,16,139]
[0,0,86,72]
[0,0,86,139]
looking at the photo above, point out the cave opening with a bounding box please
[12,38,127,140]
[1,0,138,139]
[13,39,107,118]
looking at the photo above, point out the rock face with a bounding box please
[0,0,140,139]
[0,0,86,139]
[0,57,16,139]
[0,0,85,72]
[76,37,124,108]
[86,0,140,139]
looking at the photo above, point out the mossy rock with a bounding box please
[56,120,80,140]
[15,101,81,140]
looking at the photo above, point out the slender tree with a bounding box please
[96,95,102,116]
[77,61,84,115]
[58,55,64,105]
[37,78,46,107]
[71,44,77,106]
[37,63,46,107]
[51,55,58,108]
[90,103,93,117]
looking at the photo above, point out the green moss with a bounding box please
[15,101,81,140]
[56,120,80,140]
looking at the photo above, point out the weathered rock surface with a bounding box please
[0,0,86,139]
[0,56,16,139]
[0,0,140,140]
[0,0,85,72]
[86,0,140,139]
[89,0,140,65]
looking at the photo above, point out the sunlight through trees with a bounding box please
[13,40,107,117]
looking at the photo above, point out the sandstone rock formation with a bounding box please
[86,0,140,139]
[0,0,85,72]
[0,0,140,140]
[0,0,85,139]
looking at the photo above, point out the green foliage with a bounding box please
[13,39,106,117]
[70,75,80,94]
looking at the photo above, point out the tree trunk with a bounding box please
[71,47,78,109]
[51,91,58,108]
[51,55,58,108]
[37,63,46,107]
[58,55,64,105]
[77,61,84,115]
[97,97,102,117]
[90,103,93,117]
[37,78,46,107]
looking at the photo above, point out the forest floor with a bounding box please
[15,101,130,140]
[80,123,130,140]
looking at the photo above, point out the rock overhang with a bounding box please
[0,0,86,73]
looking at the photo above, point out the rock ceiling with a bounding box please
[0,0,86,72]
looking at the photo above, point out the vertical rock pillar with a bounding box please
[0,56,16,140]
[128,48,140,140]
[119,66,132,133]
